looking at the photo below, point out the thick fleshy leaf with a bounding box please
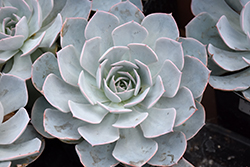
[85,11,119,52]
[127,0,143,11]
[0,138,41,161]
[43,73,87,112]
[174,101,205,140]
[28,0,42,36]
[113,127,158,167]
[243,87,250,101]
[78,70,109,105]
[217,15,250,51]
[141,75,165,109]
[112,109,148,128]
[241,1,250,35]
[39,0,53,21]
[7,52,32,80]
[135,59,153,87]
[80,37,101,77]
[32,52,60,92]
[61,17,87,54]
[112,21,148,46]
[76,141,119,167]
[128,43,158,65]
[155,87,196,127]
[96,59,108,89]
[241,0,250,6]
[92,0,121,11]
[57,45,82,86]
[99,46,129,65]
[15,16,29,40]
[140,107,176,138]
[78,114,119,146]
[158,60,182,98]
[103,78,122,103]
[148,132,187,166]
[20,31,46,56]
[186,12,229,50]
[0,108,29,145]
[209,67,250,91]
[0,50,18,64]
[0,102,3,123]
[178,37,207,66]
[180,55,210,98]
[7,0,32,20]
[110,1,145,24]
[44,108,86,140]
[39,14,62,48]
[0,74,28,115]
[172,158,194,167]
[208,44,250,71]
[141,13,179,48]
[97,101,132,113]
[124,87,150,108]
[31,96,54,138]
[0,35,24,51]
[69,100,108,124]
[0,161,11,167]
[60,0,91,20]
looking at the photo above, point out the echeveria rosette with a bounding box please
[0,74,44,167]
[186,0,250,101]
[0,0,91,80]
[92,0,143,11]
[31,1,209,166]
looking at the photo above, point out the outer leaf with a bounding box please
[172,158,194,167]
[0,161,11,167]
[148,132,187,166]
[92,0,121,11]
[0,50,18,64]
[0,35,24,51]
[112,127,158,167]
[39,0,53,21]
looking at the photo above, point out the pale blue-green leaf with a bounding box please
[209,67,250,91]
[116,89,134,101]
[140,107,176,138]
[133,69,141,96]
[217,15,250,51]
[124,87,150,108]
[225,0,243,12]
[0,102,3,123]
[69,100,108,124]
[92,0,121,11]
[0,50,18,64]
[243,87,250,101]
[158,60,182,98]
[151,37,184,77]
[118,71,135,84]
[0,138,41,161]
[112,109,148,128]
[172,158,194,167]
[31,52,60,92]
[191,0,241,31]
[20,32,46,56]
[208,44,250,71]
[241,0,250,6]
[104,78,122,103]
[174,101,205,140]
[125,0,143,11]
[44,108,86,140]
[0,35,24,51]
[7,52,32,80]
[99,46,129,64]
[112,60,138,72]
[0,161,11,167]
[78,70,109,105]
[7,0,31,20]
[112,21,148,46]
[109,75,117,92]
[141,75,165,109]
[128,43,158,65]
[97,101,132,113]
[180,55,210,98]
[186,12,229,50]
[76,141,119,167]
[155,87,196,127]
[135,59,152,86]
[57,45,82,86]
[0,108,29,145]
[80,37,101,77]
[85,11,119,53]
[28,0,42,36]
[110,1,144,24]
[60,0,91,20]
[96,59,108,89]
[141,13,179,48]
[60,17,87,55]
[178,37,207,66]
[38,0,53,21]
[113,127,158,167]
[241,1,250,35]
[78,114,119,146]
[31,96,54,138]
[43,73,87,112]
[39,14,62,48]
[0,74,28,115]
[148,132,187,166]
[106,66,123,83]
[15,16,29,39]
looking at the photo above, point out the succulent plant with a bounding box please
[92,0,143,11]
[0,0,91,80]
[31,1,210,166]
[186,0,250,100]
[0,74,43,167]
